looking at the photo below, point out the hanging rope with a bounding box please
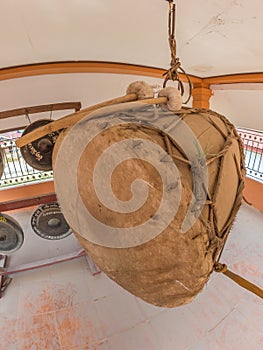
[163,0,192,104]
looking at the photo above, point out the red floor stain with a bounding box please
[55,302,97,349]
[0,312,60,350]
[233,261,263,280]
[0,283,96,349]
[23,284,54,314]
[22,282,77,314]
[52,282,77,310]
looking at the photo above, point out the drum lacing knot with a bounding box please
[214,262,228,273]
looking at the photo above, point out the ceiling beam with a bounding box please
[203,72,263,85]
[0,62,262,86]
[0,61,202,83]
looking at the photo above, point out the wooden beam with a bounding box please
[203,72,263,85]
[0,193,57,212]
[0,180,55,203]
[0,101,81,120]
[0,61,202,84]
[0,62,262,86]
[15,93,138,147]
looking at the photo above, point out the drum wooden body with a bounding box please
[53,102,245,307]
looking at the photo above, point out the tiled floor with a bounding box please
[0,204,262,350]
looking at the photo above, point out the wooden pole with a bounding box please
[16,95,168,148]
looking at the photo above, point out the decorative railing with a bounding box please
[237,128,263,183]
[0,137,53,188]
[0,127,262,189]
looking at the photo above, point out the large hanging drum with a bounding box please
[53,102,245,307]
[0,147,5,179]
[21,119,60,171]
[0,213,24,254]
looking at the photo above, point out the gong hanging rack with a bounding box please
[0,102,81,171]
[0,102,81,121]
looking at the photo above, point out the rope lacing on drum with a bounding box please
[163,1,192,104]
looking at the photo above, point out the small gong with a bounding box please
[0,213,24,254]
[31,202,72,240]
[21,119,61,171]
[0,147,5,179]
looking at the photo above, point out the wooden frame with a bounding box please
[0,101,81,121]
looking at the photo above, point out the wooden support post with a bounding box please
[192,83,213,109]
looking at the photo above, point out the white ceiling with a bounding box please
[0,0,262,78]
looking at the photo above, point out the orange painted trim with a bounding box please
[0,177,262,213]
[0,61,202,83]
[203,72,263,85]
[243,178,263,213]
[0,62,262,86]
[0,180,55,204]
[192,83,213,109]
[0,193,57,212]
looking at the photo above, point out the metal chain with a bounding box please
[163,1,192,104]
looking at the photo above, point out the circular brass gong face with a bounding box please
[21,119,61,171]
[31,202,72,240]
[0,213,24,254]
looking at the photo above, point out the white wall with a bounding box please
[4,207,81,266]
[0,73,191,131]
[1,73,262,133]
[210,84,263,131]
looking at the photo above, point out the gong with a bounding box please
[21,119,61,171]
[0,213,24,254]
[0,147,5,179]
[31,202,72,240]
